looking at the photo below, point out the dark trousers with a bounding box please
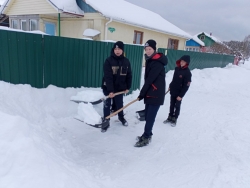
[169,95,182,119]
[143,104,160,138]
[103,90,124,119]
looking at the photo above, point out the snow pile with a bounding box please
[0,61,250,188]
[70,90,104,102]
[76,103,101,124]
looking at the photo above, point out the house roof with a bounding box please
[0,0,84,16]
[191,35,205,46]
[195,32,221,43]
[195,32,232,50]
[85,0,191,39]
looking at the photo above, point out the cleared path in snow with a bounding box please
[0,62,250,188]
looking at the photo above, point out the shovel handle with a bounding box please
[106,91,126,99]
[165,90,170,95]
[106,98,139,119]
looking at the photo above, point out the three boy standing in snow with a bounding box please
[101,39,192,147]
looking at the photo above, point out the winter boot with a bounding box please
[136,135,152,142]
[118,116,128,126]
[134,136,151,147]
[163,115,173,124]
[171,117,177,127]
[101,119,110,133]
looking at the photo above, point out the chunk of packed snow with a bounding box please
[76,103,101,124]
[70,90,104,102]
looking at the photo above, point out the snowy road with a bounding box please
[0,62,250,188]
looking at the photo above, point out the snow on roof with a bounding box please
[196,32,221,43]
[49,0,84,15]
[195,32,231,49]
[0,26,48,35]
[83,28,100,37]
[191,35,205,46]
[85,0,191,39]
[0,0,83,16]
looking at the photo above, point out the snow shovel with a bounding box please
[94,98,139,129]
[136,90,170,121]
[71,91,126,105]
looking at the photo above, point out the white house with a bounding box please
[1,0,191,49]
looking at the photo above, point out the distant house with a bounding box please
[186,36,204,52]
[0,0,191,49]
[195,32,232,54]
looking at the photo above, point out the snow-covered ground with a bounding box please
[1,62,250,188]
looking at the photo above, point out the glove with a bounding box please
[137,95,144,101]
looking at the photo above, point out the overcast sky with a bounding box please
[1,0,249,41]
[126,0,249,41]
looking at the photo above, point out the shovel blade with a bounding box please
[94,119,110,129]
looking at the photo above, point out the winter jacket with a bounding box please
[102,51,132,93]
[169,60,192,98]
[139,53,168,105]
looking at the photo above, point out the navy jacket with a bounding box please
[102,51,132,93]
[169,60,192,98]
[139,53,168,105]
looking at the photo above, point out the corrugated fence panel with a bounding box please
[124,44,144,91]
[158,48,234,72]
[0,30,43,88]
[43,36,143,90]
[0,29,233,90]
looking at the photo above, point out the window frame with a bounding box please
[20,20,27,31]
[133,30,144,44]
[11,19,18,29]
[167,38,179,50]
[29,19,38,31]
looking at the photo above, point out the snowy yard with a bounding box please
[0,62,250,188]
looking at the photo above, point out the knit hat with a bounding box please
[113,41,124,51]
[180,55,190,64]
[144,39,157,51]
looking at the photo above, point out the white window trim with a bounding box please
[20,20,27,31]
[11,19,18,29]
[29,19,38,31]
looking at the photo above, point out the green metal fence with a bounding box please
[0,29,234,90]
[0,29,43,87]
[0,30,144,91]
[158,48,234,72]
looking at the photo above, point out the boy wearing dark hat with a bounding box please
[101,41,132,132]
[135,39,168,147]
[164,55,192,126]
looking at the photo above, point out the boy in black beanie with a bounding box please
[101,41,132,132]
[164,55,192,126]
[135,39,168,147]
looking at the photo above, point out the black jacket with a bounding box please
[169,60,192,98]
[102,51,132,93]
[139,53,168,105]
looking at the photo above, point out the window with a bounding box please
[21,20,27,31]
[133,30,143,44]
[200,35,205,41]
[167,39,179,50]
[11,20,18,29]
[30,19,37,31]
[186,48,189,51]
